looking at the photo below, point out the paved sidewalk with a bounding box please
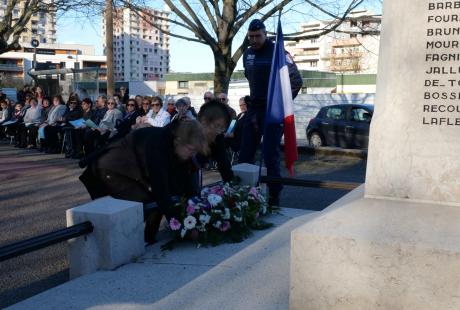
[8,208,317,310]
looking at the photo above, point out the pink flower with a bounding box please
[186,205,195,215]
[221,221,231,232]
[209,186,220,194]
[249,186,258,198]
[170,218,181,231]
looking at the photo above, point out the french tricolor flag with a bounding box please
[265,18,298,175]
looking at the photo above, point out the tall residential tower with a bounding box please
[285,10,381,74]
[102,7,170,82]
[0,0,57,45]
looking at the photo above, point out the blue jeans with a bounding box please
[238,105,283,198]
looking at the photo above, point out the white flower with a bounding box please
[207,194,223,206]
[261,206,267,214]
[223,208,231,220]
[233,215,243,222]
[197,225,207,232]
[180,228,187,238]
[184,215,197,230]
[213,221,222,229]
[199,214,211,225]
[242,201,249,207]
[235,203,242,211]
[200,187,209,198]
[212,209,222,214]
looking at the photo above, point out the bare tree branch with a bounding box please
[164,0,216,47]
[198,0,218,34]
[122,1,207,44]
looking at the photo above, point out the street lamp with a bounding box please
[31,38,39,71]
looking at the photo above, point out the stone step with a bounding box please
[8,208,318,310]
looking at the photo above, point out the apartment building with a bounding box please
[0,43,106,88]
[0,0,56,45]
[102,7,170,82]
[285,10,381,74]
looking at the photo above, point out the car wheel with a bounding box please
[309,132,324,147]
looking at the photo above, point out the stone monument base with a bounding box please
[290,185,460,310]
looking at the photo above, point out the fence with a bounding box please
[0,221,93,262]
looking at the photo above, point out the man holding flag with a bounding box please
[239,18,303,208]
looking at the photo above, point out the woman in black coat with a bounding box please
[196,99,234,182]
[79,120,208,244]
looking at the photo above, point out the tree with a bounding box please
[126,0,366,94]
[105,0,114,96]
[0,0,98,54]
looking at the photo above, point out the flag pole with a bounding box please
[257,12,282,187]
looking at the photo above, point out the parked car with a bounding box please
[306,104,373,149]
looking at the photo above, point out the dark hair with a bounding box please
[43,97,51,105]
[53,95,65,105]
[198,99,230,127]
[152,96,163,106]
[175,98,187,107]
[82,98,93,106]
[127,98,136,106]
[248,19,266,31]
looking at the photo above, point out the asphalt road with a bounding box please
[0,142,366,308]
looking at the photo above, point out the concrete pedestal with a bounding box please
[232,163,267,186]
[66,197,145,279]
[290,186,460,309]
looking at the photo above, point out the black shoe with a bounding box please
[144,211,162,246]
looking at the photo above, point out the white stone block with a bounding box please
[290,186,460,310]
[66,197,145,279]
[232,163,266,187]
[365,0,460,205]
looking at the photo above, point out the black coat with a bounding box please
[79,126,195,215]
[243,39,303,106]
[228,111,247,152]
[114,109,140,139]
[195,133,234,182]
[64,106,83,122]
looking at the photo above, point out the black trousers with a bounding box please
[80,166,163,242]
[43,125,63,150]
[5,122,21,142]
[84,129,110,156]
[19,124,39,146]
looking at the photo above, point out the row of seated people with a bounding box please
[0,93,203,160]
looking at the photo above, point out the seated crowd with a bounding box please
[0,85,252,243]
[0,85,248,163]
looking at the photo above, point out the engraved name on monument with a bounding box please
[365,0,460,204]
[424,1,460,126]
